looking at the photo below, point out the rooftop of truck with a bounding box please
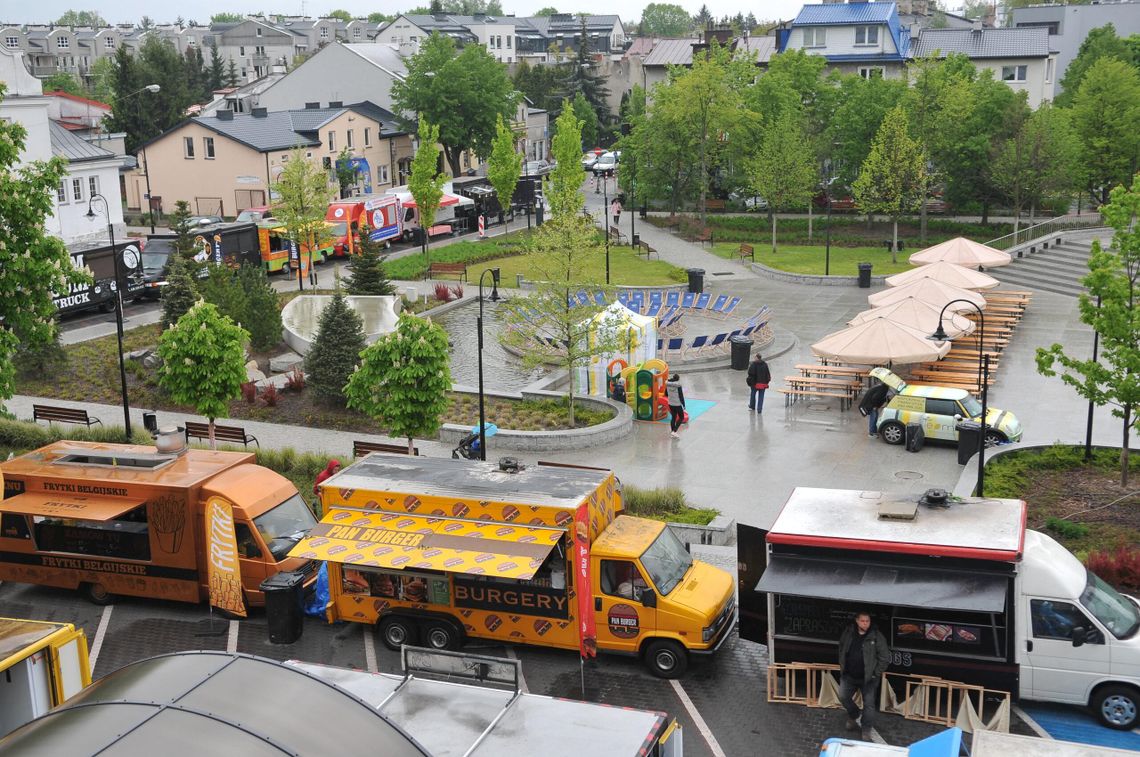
[0,618,72,670]
[768,487,1026,562]
[327,455,611,511]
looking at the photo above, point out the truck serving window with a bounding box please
[253,494,317,561]
[31,505,151,561]
[1081,570,1140,640]
[640,526,693,596]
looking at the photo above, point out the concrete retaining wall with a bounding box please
[668,515,735,547]
[748,260,889,287]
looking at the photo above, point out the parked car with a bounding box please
[812,192,856,211]
[581,152,599,169]
[592,151,619,176]
[729,191,768,211]
[871,367,1023,446]
[522,160,552,177]
[187,214,223,227]
[236,206,274,223]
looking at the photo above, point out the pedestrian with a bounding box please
[611,377,627,404]
[313,458,341,495]
[746,353,771,414]
[665,373,686,439]
[611,197,623,226]
[858,379,891,439]
[837,610,891,741]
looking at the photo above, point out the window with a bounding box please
[56,35,70,49]
[57,180,67,203]
[364,127,371,147]
[327,130,336,151]
[802,28,825,47]
[72,178,83,202]
[32,505,151,561]
[183,136,195,158]
[353,27,361,39]
[506,35,511,48]
[5,37,19,48]
[346,129,354,148]
[320,26,329,39]
[1031,599,1101,643]
[322,156,332,170]
[241,68,247,78]
[235,523,262,558]
[204,136,215,159]
[1045,58,1054,83]
[855,25,879,45]
[410,35,418,43]
[925,398,959,417]
[239,46,245,56]
[858,67,884,79]
[601,560,648,600]
[1,513,30,540]
[1001,65,1027,82]
[187,38,196,47]
[281,153,289,162]
[377,164,388,183]
[105,36,115,48]
[88,176,99,197]
[255,45,265,56]
[256,27,263,37]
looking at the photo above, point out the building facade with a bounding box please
[911,26,1056,108]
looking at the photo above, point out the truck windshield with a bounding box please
[1081,569,1140,639]
[253,493,317,561]
[959,395,983,418]
[640,526,693,596]
[330,222,347,236]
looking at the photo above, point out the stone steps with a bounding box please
[995,240,1094,297]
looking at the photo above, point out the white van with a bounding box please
[739,488,1140,729]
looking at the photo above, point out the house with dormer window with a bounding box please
[779,2,911,80]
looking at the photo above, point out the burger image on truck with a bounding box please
[292,455,737,678]
[0,437,318,613]
[738,487,1140,729]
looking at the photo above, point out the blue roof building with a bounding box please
[779,2,911,79]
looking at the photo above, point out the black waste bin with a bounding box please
[956,421,983,465]
[142,411,158,435]
[687,268,705,294]
[858,262,873,288]
[631,233,640,248]
[260,571,305,644]
[729,335,752,370]
[535,203,544,226]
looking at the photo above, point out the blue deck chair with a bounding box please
[629,292,645,314]
[680,292,695,310]
[577,290,590,307]
[740,324,756,338]
[645,302,662,319]
[593,290,607,306]
[704,332,727,354]
[649,290,663,306]
[695,293,711,311]
[709,294,728,316]
[684,334,709,358]
[617,290,631,306]
[665,337,684,356]
[665,291,680,308]
[720,297,742,320]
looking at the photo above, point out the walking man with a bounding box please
[837,611,891,741]
[746,353,771,414]
[665,373,686,439]
[858,379,890,439]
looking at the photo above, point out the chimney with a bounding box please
[305,101,320,109]
[216,109,234,120]
[328,100,343,108]
[251,107,268,118]
[972,19,983,32]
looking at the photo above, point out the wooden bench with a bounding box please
[33,404,101,427]
[185,421,258,448]
[777,387,854,407]
[638,240,658,259]
[353,440,420,458]
[738,243,754,262]
[609,226,626,243]
[661,215,681,229]
[428,262,468,282]
[692,227,713,246]
[705,198,726,213]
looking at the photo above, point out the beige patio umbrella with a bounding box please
[867,277,987,311]
[908,237,1012,269]
[848,297,976,338]
[885,260,1000,291]
[812,316,952,364]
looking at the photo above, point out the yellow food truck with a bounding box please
[292,455,736,678]
[0,438,318,613]
[0,617,90,739]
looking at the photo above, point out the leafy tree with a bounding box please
[345,235,395,295]
[1057,24,1138,105]
[391,33,518,176]
[198,266,247,327]
[207,44,225,91]
[0,85,89,402]
[408,120,447,258]
[487,115,523,234]
[226,59,239,87]
[326,9,353,22]
[159,256,198,329]
[692,4,713,29]
[748,109,817,253]
[306,286,367,405]
[183,46,209,104]
[334,146,359,198]
[992,104,1081,233]
[274,147,335,284]
[211,13,245,23]
[157,301,249,449]
[55,10,106,26]
[139,16,155,30]
[639,3,691,37]
[236,265,283,351]
[534,6,559,16]
[1070,57,1140,206]
[345,312,452,454]
[87,57,116,103]
[826,72,907,194]
[513,60,566,116]
[42,72,82,95]
[570,92,599,151]
[852,106,927,262]
[1037,175,1140,486]
[368,12,394,23]
[544,102,587,221]
[106,37,195,154]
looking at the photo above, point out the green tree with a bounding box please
[570,92,599,150]
[992,104,1081,233]
[534,6,559,16]
[368,12,394,24]
[487,114,523,235]
[168,200,200,262]
[852,106,927,262]
[513,60,567,117]
[692,4,713,28]
[345,235,395,295]
[326,9,353,22]
[1037,175,1140,486]
[207,44,225,92]
[226,59,239,87]
[106,37,196,154]
[639,3,691,37]
[157,301,249,449]
[1058,24,1138,106]
[408,120,448,258]
[748,109,817,253]
[55,10,106,25]
[159,256,199,329]
[199,266,247,326]
[826,72,908,194]
[391,33,518,176]
[211,13,244,23]
[305,286,367,405]
[0,85,89,402]
[334,146,358,198]
[42,72,82,94]
[236,265,283,351]
[544,103,587,222]
[345,313,452,454]
[562,17,611,130]
[87,57,116,103]
[1071,57,1140,206]
[274,147,335,284]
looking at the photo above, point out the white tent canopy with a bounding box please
[849,297,976,338]
[909,237,1012,269]
[885,260,1000,291]
[812,316,951,365]
[868,278,987,311]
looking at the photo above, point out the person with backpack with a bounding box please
[746,353,771,414]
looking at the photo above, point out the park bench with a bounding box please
[704,199,726,213]
[692,227,713,246]
[738,243,754,262]
[426,223,454,238]
[660,215,681,229]
[608,226,626,243]
[638,241,658,259]
[185,421,258,448]
[777,387,855,408]
[428,262,468,282]
[32,404,101,428]
[353,440,420,458]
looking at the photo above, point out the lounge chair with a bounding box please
[576,291,590,307]
[703,333,727,355]
[645,302,662,319]
[593,291,607,306]
[665,291,680,308]
[662,337,684,357]
[719,297,741,320]
[683,334,709,358]
[694,293,711,311]
[708,294,728,316]
[649,291,662,306]
[680,292,695,310]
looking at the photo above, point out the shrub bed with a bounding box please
[647,215,1012,247]
[622,484,718,525]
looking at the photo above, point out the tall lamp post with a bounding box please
[602,170,610,285]
[930,299,988,496]
[114,83,162,232]
[476,268,501,461]
[824,159,833,277]
[87,194,132,441]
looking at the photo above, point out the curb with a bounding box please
[954,442,1140,497]
[667,515,735,547]
[747,259,890,287]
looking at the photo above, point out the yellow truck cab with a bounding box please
[0,617,90,738]
[293,455,736,678]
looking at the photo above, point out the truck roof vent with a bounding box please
[877,497,919,521]
[919,488,951,508]
[53,450,178,470]
[498,456,524,474]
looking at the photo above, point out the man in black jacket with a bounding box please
[746,353,771,414]
[837,611,891,740]
[858,380,890,439]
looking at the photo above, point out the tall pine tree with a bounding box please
[207,44,224,91]
[561,18,611,131]
[160,256,198,329]
[345,235,395,295]
[305,287,368,404]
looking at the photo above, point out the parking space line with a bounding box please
[363,626,377,673]
[1012,704,1053,739]
[227,620,239,653]
[668,678,727,757]
[504,647,528,693]
[88,605,113,670]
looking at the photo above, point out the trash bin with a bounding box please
[142,411,158,435]
[687,268,705,294]
[956,421,983,465]
[884,239,894,253]
[729,335,752,370]
[535,203,544,226]
[260,571,305,644]
[858,262,873,288]
[631,233,640,248]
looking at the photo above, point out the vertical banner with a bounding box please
[289,238,299,269]
[213,234,222,265]
[574,501,597,658]
[205,497,246,617]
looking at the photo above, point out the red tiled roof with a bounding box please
[45,90,112,110]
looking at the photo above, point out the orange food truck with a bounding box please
[0,438,318,613]
[326,195,402,256]
[291,455,736,678]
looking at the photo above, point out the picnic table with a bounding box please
[795,363,870,387]
[780,375,861,409]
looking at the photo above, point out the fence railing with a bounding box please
[985,213,1106,251]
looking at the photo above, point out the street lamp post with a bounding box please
[931,300,988,496]
[113,83,162,232]
[477,268,501,461]
[86,194,132,442]
[824,162,833,277]
[602,171,610,285]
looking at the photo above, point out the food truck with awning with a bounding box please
[738,487,1140,729]
[387,187,475,241]
[0,438,317,614]
[0,617,90,739]
[291,455,736,678]
[325,195,403,256]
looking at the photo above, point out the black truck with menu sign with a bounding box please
[55,241,144,316]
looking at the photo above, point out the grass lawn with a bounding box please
[467,243,687,288]
[712,242,914,276]
[386,233,534,280]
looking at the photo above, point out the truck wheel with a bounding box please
[83,582,116,606]
[880,421,905,445]
[1094,684,1139,729]
[378,615,419,650]
[644,639,688,679]
[422,619,462,650]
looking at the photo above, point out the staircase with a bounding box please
[993,236,1101,297]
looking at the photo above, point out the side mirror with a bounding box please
[641,589,657,608]
[953,414,963,422]
[1072,627,1087,648]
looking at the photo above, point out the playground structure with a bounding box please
[607,357,671,422]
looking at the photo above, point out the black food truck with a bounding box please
[55,240,144,317]
[136,222,260,299]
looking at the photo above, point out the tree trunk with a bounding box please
[208,419,217,451]
[920,201,928,245]
[407,436,415,455]
[1123,404,1132,488]
[568,386,576,426]
[771,215,778,254]
[892,219,898,265]
[443,145,462,178]
[981,202,989,225]
[1013,209,1020,236]
[807,202,813,243]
